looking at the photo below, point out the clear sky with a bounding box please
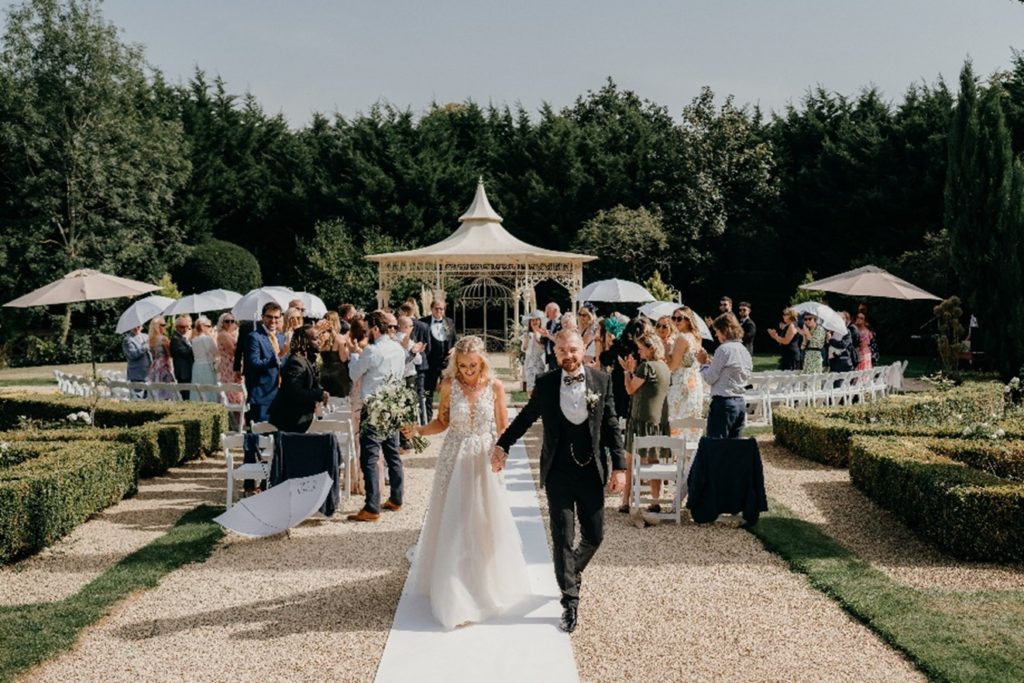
[11,0,1024,126]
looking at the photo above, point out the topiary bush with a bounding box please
[174,238,262,294]
[848,436,1024,561]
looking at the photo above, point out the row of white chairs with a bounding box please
[743,362,907,426]
[54,370,247,428]
[629,417,705,524]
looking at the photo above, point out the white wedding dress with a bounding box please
[411,380,532,630]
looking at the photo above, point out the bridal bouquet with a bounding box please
[363,378,429,452]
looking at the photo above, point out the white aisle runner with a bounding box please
[374,422,579,683]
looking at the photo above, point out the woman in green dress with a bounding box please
[619,332,671,513]
[799,314,826,374]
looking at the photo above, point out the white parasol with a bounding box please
[293,292,327,318]
[231,287,296,320]
[213,472,333,537]
[197,288,242,310]
[574,278,655,303]
[116,295,175,334]
[792,301,848,335]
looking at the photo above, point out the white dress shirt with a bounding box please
[559,369,588,425]
[429,316,448,342]
[349,335,407,401]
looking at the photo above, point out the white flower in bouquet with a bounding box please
[362,378,429,452]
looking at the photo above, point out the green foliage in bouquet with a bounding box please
[362,378,428,452]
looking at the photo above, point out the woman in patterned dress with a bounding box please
[145,317,176,399]
[798,314,826,374]
[666,307,705,437]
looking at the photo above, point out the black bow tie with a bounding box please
[563,374,585,386]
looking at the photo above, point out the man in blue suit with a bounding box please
[244,302,286,424]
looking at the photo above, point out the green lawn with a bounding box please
[749,502,1024,683]
[0,505,224,682]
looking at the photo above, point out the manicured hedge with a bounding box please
[0,440,136,564]
[773,383,1012,467]
[849,436,1024,561]
[924,438,1024,483]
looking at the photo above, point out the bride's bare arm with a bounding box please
[416,379,452,437]
[493,378,509,434]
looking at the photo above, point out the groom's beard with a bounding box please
[559,357,582,373]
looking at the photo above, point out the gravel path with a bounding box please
[22,439,439,683]
[760,437,1024,591]
[1,458,224,606]
[522,429,923,683]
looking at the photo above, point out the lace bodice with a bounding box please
[447,380,497,439]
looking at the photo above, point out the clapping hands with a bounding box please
[695,347,710,365]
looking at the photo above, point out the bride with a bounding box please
[405,335,532,629]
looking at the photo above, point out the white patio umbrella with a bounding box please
[213,472,333,537]
[799,265,941,301]
[162,293,221,317]
[293,292,327,318]
[116,295,175,334]
[197,288,242,310]
[638,301,712,340]
[792,301,848,335]
[231,287,295,320]
[574,278,655,303]
[4,268,160,380]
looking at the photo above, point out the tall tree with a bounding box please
[0,0,189,340]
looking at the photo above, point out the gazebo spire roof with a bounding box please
[458,178,503,223]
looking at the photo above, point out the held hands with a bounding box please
[607,469,626,494]
[489,446,508,473]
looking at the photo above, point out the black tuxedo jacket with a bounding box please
[420,315,457,366]
[410,318,432,372]
[170,332,194,382]
[496,366,625,486]
[268,354,324,434]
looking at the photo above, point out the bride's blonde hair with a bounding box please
[442,335,493,383]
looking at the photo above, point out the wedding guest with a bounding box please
[667,307,704,441]
[319,312,353,399]
[839,311,862,368]
[282,306,304,349]
[600,317,649,425]
[704,296,733,353]
[577,304,601,367]
[397,315,426,392]
[767,308,801,370]
[827,324,855,373]
[170,315,195,400]
[339,303,357,324]
[560,311,578,333]
[269,324,329,433]
[696,314,753,438]
[737,301,756,355]
[542,302,562,370]
[122,326,151,397]
[233,318,254,375]
[855,312,876,370]
[797,314,826,374]
[244,302,286,423]
[655,315,674,356]
[348,311,407,522]
[216,312,245,428]
[421,300,456,422]
[146,317,176,400]
[619,332,671,513]
[190,315,220,402]
[400,302,432,424]
[522,311,548,392]
[288,298,307,322]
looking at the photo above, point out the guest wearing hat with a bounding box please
[522,310,548,393]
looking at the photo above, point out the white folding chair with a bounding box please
[223,432,274,508]
[630,435,691,524]
[251,421,279,434]
[308,418,354,501]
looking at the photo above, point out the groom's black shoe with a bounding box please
[559,607,578,633]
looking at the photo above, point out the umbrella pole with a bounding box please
[86,299,99,421]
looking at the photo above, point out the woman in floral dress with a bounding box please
[666,307,705,435]
[145,317,176,399]
[521,312,547,393]
[798,315,826,374]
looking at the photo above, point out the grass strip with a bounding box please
[0,504,224,682]
[749,501,1024,683]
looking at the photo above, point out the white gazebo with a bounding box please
[367,181,595,343]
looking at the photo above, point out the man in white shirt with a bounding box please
[347,311,408,522]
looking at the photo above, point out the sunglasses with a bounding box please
[672,315,685,322]
[657,324,671,329]
[387,324,399,330]
[223,319,236,324]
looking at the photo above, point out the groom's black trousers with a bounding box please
[545,464,604,609]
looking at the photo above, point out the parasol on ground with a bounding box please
[213,472,333,537]
[4,268,159,380]
[792,301,848,335]
[799,265,941,301]
[116,295,175,334]
[574,278,655,303]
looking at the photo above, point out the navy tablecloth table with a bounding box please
[269,432,342,517]
[686,437,768,526]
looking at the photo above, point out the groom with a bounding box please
[491,329,625,633]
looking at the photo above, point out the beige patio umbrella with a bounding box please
[5,268,160,380]
[799,265,941,301]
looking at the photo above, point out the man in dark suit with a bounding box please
[492,329,626,634]
[400,302,431,424]
[541,302,562,371]
[737,301,756,356]
[170,315,194,400]
[420,299,456,422]
[244,302,287,423]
